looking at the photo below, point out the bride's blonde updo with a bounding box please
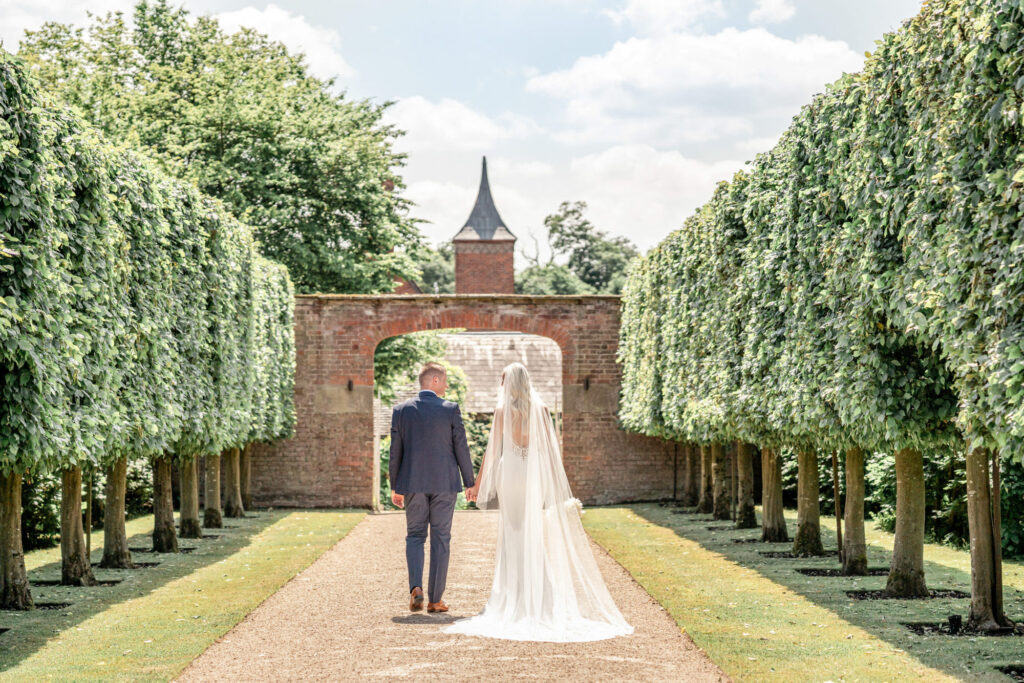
[502,362,532,407]
[501,363,532,444]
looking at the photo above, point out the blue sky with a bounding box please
[2,0,923,257]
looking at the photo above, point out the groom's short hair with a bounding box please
[418,362,446,387]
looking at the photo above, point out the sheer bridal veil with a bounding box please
[450,362,632,642]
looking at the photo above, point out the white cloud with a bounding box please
[749,0,796,25]
[567,145,743,247]
[527,27,862,147]
[603,0,724,36]
[216,4,354,81]
[0,0,131,50]
[384,96,541,154]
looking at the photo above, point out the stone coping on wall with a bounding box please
[296,293,622,303]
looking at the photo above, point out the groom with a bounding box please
[389,362,475,613]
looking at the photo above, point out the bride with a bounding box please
[444,363,633,643]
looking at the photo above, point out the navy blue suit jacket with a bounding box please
[389,390,475,495]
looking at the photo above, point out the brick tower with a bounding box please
[453,157,516,294]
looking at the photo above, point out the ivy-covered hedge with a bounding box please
[619,0,1024,459]
[0,48,295,480]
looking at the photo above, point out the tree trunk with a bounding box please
[223,447,245,518]
[733,444,741,518]
[697,445,713,514]
[761,447,788,542]
[831,451,843,563]
[965,446,1013,631]
[793,448,824,556]
[842,447,868,575]
[179,459,202,538]
[711,443,730,520]
[886,448,928,597]
[0,472,32,609]
[152,454,178,553]
[60,466,97,586]
[683,445,700,507]
[204,453,223,528]
[735,443,757,529]
[240,443,253,510]
[100,457,133,569]
[85,469,93,558]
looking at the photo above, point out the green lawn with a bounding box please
[0,509,365,682]
[584,505,1024,682]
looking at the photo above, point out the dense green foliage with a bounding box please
[18,0,419,296]
[0,49,295,481]
[619,0,1024,462]
[411,243,456,294]
[545,201,637,294]
[520,201,637,295]
[516,264,596,295]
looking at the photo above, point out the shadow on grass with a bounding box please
[630,503,1024,681]
[0,511,278,672]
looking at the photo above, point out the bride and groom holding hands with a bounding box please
[388,362,634,643]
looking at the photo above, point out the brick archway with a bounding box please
[250,294,673,508]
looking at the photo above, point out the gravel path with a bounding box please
[177,511,727,682]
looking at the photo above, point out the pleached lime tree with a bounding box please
[618,0,1024,631]
[0,48,296,605]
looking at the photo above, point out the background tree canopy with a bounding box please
[18,0,420,296]
[516,200,637,295]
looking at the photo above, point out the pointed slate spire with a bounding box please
[453,157,516,241]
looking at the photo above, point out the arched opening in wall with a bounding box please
[371,329,564,511]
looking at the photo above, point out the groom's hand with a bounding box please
[391,492,404,509]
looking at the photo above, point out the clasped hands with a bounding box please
[390,485,478,509]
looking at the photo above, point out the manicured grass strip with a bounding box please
[584,506,954,682]
[0,510,364,682]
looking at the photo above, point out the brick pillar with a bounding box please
[454,240,515,294]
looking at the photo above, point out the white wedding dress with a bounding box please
[444,363,633,643]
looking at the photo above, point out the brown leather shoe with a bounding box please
[427,600,449,613]
[409,587,424,612]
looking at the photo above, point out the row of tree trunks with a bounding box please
[60,466,96,586]
[0,445,256,609]
[886,448,928,597]
[761,448,788,542]
[697,445,713,514]
[0,472,32,609]
[793,449,824,556]
[223,447,246,518]
[843,447,867,575]
[735,443,757,529]
[179,459,203,538]
[710,443,731,520]
[100,457,133,569]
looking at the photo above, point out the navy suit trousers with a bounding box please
[405,492,458,603]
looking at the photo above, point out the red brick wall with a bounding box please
[250,294,674,508]
[454,241,514,294]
